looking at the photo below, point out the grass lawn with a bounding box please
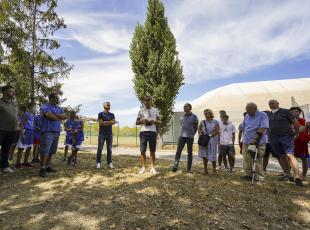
[0,151,309,230]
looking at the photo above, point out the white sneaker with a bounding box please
[138,167,146,174]
[108,163,114,169]
[2,167,14,173]
[96,163,101,169]
[150,167,158,175]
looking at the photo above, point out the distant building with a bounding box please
[163,78,310,144]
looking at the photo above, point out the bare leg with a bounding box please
[16,148,23,163]
[140,152,146,168]
[150,152,156,168]
[40,154,48,168]
[23,147,32,164]
[228,155,235,169]
[223,155,228,169]
[263,156,269,172]
[278,155,291,175]
[212,161,217,173]
[301,158,308,178]
[287,154,301,179]
[64,146,69,160]
[203,157,208,174]
[9,144,17,161]
[218,155,222,167]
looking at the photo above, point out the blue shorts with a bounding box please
[270,135,294,155]
[140,131,157,153]
[40,132,60,155]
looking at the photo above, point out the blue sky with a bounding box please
[54,0,310,126]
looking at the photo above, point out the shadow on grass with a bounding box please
[0,151,309,230]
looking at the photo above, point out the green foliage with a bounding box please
[129,0,184,137]
[0,0,72,104]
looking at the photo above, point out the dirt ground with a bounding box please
[0,151,309,230]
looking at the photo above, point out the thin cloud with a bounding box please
[167,0,310,82]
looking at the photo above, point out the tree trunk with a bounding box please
[30,1,37,103]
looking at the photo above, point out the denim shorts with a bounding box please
[40,132,60,155]
[219,144,235,156]
[270,135,294,155]
[140,131,157,153]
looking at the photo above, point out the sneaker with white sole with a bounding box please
[138,167,146,174]
[150,167,157,175]
[108,163,114,169]
[2,167,14,173]
[96,163,101,169]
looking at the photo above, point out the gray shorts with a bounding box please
[40,132,59,156]
[219,144,235,156]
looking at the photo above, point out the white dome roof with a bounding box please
[192,78,310,122]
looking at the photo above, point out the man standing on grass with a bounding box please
[219,113,236,172]
[39,93,67,177]
[136,96,161,174]
[172,103,198,173]
[240,102,269,182]
[267,99,303,186]
[0,85,17,173]
[96,102,116,169]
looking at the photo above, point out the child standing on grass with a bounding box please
[32,111,41,163]
[15,103,36,169]
[63,112,75,161]
[67,115,84,166]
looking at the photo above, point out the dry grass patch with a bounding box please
[0,151,309,230]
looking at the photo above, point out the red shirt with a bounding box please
[294,118,310,158]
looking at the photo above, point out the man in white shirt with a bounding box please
[136,96,161,174]
[219,113,236,171]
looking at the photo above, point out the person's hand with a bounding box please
[249,139,256,145]
[299,126,306,133]
[247,145,257,157]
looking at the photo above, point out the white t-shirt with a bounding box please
[219,121,236,145]
[137,107,160,132]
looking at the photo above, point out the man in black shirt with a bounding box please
[267,99,303,186]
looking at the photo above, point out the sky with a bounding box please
[54,0,310,126]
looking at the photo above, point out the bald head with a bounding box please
[268,99,279,110]
[246,102,257,116]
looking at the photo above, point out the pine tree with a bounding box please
[0,0,72,104]
[129,0,184,139]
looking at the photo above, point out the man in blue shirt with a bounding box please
[96,102,116,169]
[39,93,67,177]
[240,102,269,182]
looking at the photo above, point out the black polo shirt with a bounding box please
[267,108,295,136]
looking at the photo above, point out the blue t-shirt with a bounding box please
[65,119,75,135]
[72,120,84,142]
[24,112,35,130]
[242,111,269,145]
[40,103,64,134]
[98,112,115,136]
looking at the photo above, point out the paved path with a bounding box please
[59,145,309,174]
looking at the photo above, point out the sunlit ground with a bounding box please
[0,151,309,230]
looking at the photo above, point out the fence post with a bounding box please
[89,123,92,145]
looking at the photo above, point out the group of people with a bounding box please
[170,100,309,187]
[0,85,309,186]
